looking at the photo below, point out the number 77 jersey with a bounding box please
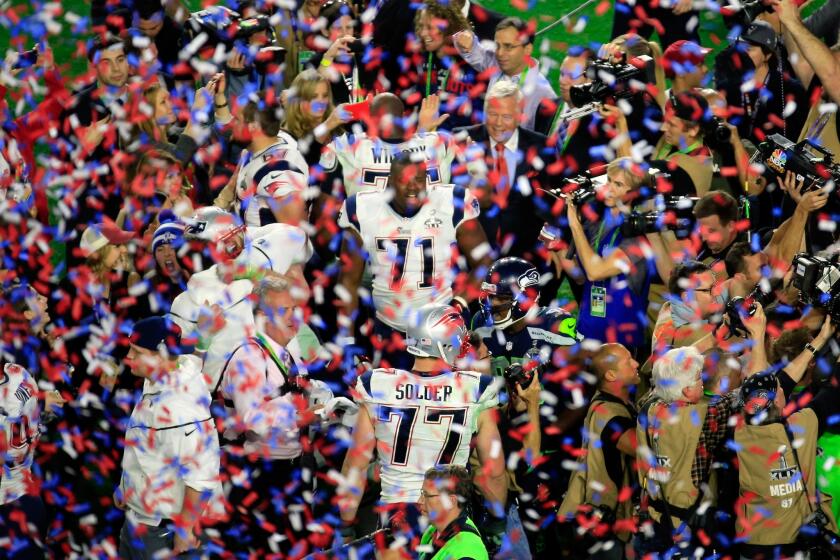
[354,368,499,503]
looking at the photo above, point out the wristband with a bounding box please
[805,342,818,356]
[320,58,333,67]
[214,102,228,109]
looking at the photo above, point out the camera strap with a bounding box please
[655,141,702,160]
[781,420,819,517]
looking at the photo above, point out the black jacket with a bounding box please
[454,124,559,260]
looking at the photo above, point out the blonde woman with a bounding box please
[127,73,232,204]
[281,69,348,166]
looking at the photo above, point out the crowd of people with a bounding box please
[3,0,840,558]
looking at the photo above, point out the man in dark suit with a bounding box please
[454,81,559,265]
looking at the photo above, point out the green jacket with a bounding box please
[418,516,489,560]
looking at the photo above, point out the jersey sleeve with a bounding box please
[255,164,307,199]
[452,185,481,228]
[475,374,501,411]
[337,195,362,235]
[353,370,375,404]
[319,140,339,173]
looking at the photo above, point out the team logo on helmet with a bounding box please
[517,269,540,289]
[186,221,207,235]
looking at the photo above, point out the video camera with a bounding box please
[757,134,840,192]
[569,55,656,108]
[791,253,840,322]
[185,6,273,50]
[621,195,698,239]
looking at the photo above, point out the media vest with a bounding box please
[638,399,708,529]
[735,408,838,546]
[558,392,636,541]
[418,516,489,560]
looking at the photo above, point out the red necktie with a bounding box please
[495,142,510,209]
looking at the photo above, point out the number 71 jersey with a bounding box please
[338,184,480,332]
[355,368,499,503]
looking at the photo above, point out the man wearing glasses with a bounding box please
[453,17,557,135]
[417,465,489,560]
[651,261,723,354]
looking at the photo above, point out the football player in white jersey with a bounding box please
[169,207,313,390]
[319,93,457,198]
[0,361,63,556]
[230,96,309,228]
[337,153,491,369]
[337,304,506,552]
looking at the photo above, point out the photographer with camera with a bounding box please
[557,158,653,356]
[650,261,723,354]
[733,304,840,559]
[635,344,745,557]
[557,343,639,560]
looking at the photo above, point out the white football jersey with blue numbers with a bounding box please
[0,363,41,505]
[354,368,499,503]
[235,133,309,227]
[338,184,480,332]
[320,131,456,197]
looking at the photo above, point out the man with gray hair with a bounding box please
[455,81,558,262]
[453,16,557,134]
[634,344,745,556]
[217,274,353,555]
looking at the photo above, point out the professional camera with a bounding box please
[703,116,732,148]
[621,195,698,239]
[185,6,272,50]
[545,173,609,208]
[721,0,774,26]
[796,508,840,560]
[503,361,544,390]
[569,55,656,107]
[757,134,840,192]
[791,253,840,321]
[723,283,776,338]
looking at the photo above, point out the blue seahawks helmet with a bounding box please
[480,257,540,329]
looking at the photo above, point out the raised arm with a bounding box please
[777,0,840,104]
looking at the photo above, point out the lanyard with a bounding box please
[517,64,529,88]
[255,333,289,377]
[592,221,621,252]
[341,65,362,103]
[656,140,701,160]
[425,52,451,97]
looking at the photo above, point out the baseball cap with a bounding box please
[740,20,778,52]
[662,40,712,79]
[129,316,195,356]
[740,372,778,416]
[151,211,185,254]
[669,90,712,125]
[79,221,136,257]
